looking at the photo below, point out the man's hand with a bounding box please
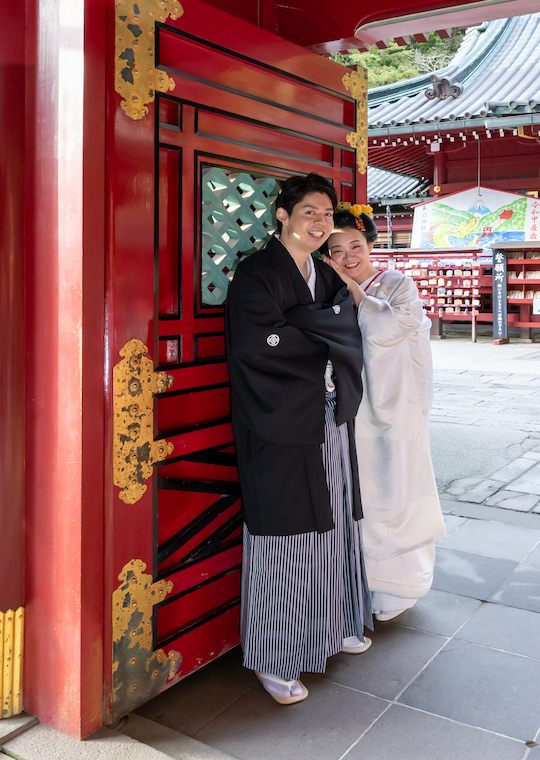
[322,256,365,307]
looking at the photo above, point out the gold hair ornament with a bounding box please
[336,202,374,218]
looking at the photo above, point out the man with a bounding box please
[226,173,372,705]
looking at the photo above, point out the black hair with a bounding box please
[317,209,378,258]
[332,209,378,244]
[275,173,338,233]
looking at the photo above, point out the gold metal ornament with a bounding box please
[115,0,184,120]
[112,560,181,717]
[517,126,537,140]
[342,68,368,175]
[113,339,174,504]
[1,607,24,719]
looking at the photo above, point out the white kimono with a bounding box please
[356,269,445,609]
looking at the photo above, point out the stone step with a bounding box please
[2,722,176,760]
[0,713,38,746]
[117,714,238,760]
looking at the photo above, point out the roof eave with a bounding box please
[368,111,540,137]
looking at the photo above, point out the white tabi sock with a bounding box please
[257,672,303,698]
[343,636,364,647]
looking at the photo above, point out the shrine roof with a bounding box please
[368,14,540,134]
[368,166,431,204]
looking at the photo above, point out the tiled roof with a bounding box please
[368,14,540,131]
[367,166,430,203]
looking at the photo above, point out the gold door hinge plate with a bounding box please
[113,339,174,504]
[112,560,180,717]
[342,69,368,175]
[115,0,184,120]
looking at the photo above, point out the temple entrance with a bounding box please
[105,0,363,720]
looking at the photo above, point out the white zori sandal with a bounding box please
[375,610,407,622]
[342,635,372,654]
[255,671,309,705]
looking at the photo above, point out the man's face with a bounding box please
[277,192,335,252]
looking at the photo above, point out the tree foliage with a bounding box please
[332,29,466,88]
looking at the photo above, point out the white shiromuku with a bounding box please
[356,268,446,605]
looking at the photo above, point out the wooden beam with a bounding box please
[430,177,540,194]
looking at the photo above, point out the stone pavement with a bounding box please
[430,336,540,508]
[123,336,540,760]
[3,334,540,760]
[127,500,540,760]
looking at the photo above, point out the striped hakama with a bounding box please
[240,389,372,681]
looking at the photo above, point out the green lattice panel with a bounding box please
[201,167,280,306]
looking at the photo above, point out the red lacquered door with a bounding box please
[106,0,364,720]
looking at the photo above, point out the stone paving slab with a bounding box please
[456,602,540,660]
[383,588,481,637]
[439,498,472,512]
[444,514,467,534]
[430,414,461,424]
[346,705,526,760]
[456,479,503,503]
[489,564,540,613]
[193,677,387,760]
[523,543,540,566]
[432,547,517,600]
[447,502,540,529]
[507,464,540,496]
[318,626,445,701]
[486,491,540,512]
[399,639,540,740]
[136,648,254,737]
[431,424,532,493]
[445,477,484,496]
[439,395,484,406]
[490,458,538,483]
[439,520,540,561]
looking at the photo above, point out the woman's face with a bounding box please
[327,226,374,282]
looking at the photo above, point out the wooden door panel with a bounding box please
[157,386,231,431]
[157,79,353,146]
[156,568,242,639]
[155,607,243,674]
[158,147,181,318]
[108,0,362,718]
[196,111,336,165]
[154,92,356,664]
[158,28,355,127]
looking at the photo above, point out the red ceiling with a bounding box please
[369,143,434,180]
[210,0,539,51]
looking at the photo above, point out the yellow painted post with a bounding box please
[12,607,24,715]
[0,612,4,715]
[2,609,14,718]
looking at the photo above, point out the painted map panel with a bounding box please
[411,187,539,251]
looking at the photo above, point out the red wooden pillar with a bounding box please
[519,304,533,341]
[258,0,277,32]
[22,0,106,737]
[434,149,447,196]
[0,4,26,618]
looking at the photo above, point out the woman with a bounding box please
[323,204,445,621]
[226,176,372,705]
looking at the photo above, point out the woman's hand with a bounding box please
[322,256,365,307]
